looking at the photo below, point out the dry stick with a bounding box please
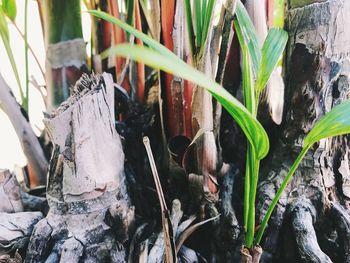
[143,136,176,263]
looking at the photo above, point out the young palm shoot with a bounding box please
[90,4,350,261]
[255,99,350,245]
[234,0,288,249]
[235,0,350,255]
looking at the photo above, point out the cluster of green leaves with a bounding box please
[234,1,288,248]
[0,0,29,111]
[234,0,350,248]
[89,0,350,250]
[184,0,214,57]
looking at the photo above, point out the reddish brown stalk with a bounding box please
[161,0,178,137]
[183,79,193,138]
[267,0,274,27]
[109,0,128,91]
[135,0,145,104]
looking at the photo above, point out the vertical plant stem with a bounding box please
[246,156,260,248]
[255,146,311,245]
[24,0,29,112]
[134,0,145,104]
[244,147,251,232]
[42,0,86,110]
[195,0,202,47]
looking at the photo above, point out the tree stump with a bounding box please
[25,73,134,262]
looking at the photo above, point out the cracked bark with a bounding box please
[25,73,134,262]
[256,0,350,262]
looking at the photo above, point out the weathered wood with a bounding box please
[0,169,46,258]
[0,170,23,213]
[0,212,43,255]
[25,73,134,262]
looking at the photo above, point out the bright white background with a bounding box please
[0,0,91,169]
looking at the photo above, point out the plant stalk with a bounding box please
[24,0,29,112]
[255,145,311,245]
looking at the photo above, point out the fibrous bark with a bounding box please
[25,73,134,262]
[256,0,350,262]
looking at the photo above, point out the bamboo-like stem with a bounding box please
[42,0,86,110]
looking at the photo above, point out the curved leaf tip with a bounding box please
[304,99,350,147]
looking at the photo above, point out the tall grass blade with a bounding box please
[194,0,202,47]
[126,0,134,26]
[201,0,214,48]
[183,0,195,57]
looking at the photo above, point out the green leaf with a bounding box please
[0,7,23,106]
[184,0,195,57]
[304,99,350,147]
[256,99,350,245]
[0,5,9,40]
[126,0,134,26]
[194,0,202,47]
[242,46,255,114]
[88,10,181,62]
[1,0,16,21]
[200,0,214,48]
[234,1,261,76]
[102,44,270,160]
[255,28,288,94]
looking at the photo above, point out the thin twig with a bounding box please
[11,21,46,80]
[143,136,176,263]
[29,76,46,105]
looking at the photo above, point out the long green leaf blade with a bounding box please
[103,44,269,160]
[184,0,195,57]
[200,0,214,48]
[234,1,261,76]
[0,7,23,106]
[304,99,350,147]
[2,0,16,21]
[255,28,288,94]
[242,46,255,114]
[88,10,180,62]
[195,0,202,47]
